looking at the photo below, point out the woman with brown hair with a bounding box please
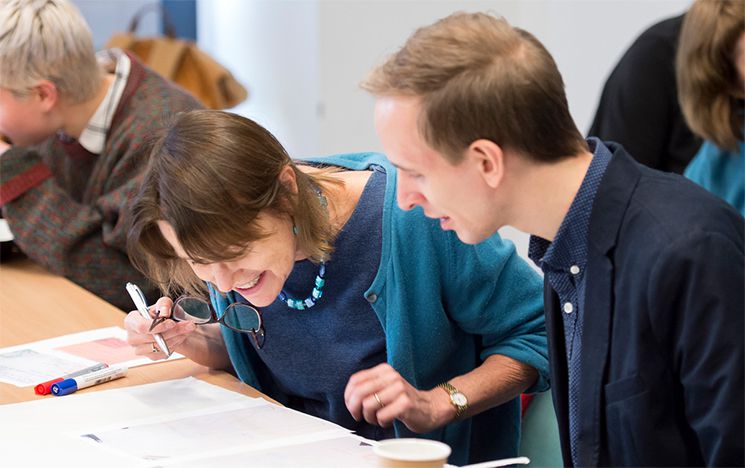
[678,0,744,215]
[123,110,549,464]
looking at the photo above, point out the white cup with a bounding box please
[374,438,452,468]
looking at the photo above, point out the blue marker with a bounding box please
[51,365,128,396]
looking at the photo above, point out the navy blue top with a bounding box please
[237,166,392,440]
[528,137,612,465]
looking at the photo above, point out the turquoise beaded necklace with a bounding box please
[278,262,326,310]
[278,186,328,311]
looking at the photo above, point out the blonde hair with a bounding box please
[128,110,340,296]
[677,0,744,151]
[0,0,102,102]
[363,12,586,163]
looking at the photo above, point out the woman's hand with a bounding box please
[344,363,455,433]
[124,296,197,360]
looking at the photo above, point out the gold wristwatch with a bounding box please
[437,382,468,419]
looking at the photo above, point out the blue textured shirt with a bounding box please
[528,137,612,466]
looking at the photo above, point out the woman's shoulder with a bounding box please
[297,152,393,171]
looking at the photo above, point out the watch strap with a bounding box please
[437,381,468,418]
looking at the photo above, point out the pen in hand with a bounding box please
[125,282,171,357]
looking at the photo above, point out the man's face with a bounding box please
[0,87,56,146]
[374,95,503,244]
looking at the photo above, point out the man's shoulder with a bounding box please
[600,165,743,263]
[131,65,203,110]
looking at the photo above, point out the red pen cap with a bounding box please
[34,378,64,395]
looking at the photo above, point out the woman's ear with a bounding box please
[467,139,504,189]
[278,164,298,194]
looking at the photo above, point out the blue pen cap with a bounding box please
[51,378,78,396]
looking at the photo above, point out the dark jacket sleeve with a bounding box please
[648,230,744,466]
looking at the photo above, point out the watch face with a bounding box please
[451,392,467,406]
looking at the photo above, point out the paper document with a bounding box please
[0,326,183,386]
[167,435,379,468]
[77,401,350,463]
[0,377,367,467]
[0,218,13,242]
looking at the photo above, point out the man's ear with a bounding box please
[468,139,504,189]
[32,80,59,112]
[279,164,298,194]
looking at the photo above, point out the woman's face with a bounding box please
[157,212,300,307]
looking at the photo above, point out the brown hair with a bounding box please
[128,110,338,296]
[677,0,744,151]
[362,12,587,163]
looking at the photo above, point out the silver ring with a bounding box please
[151,342,158,353]
[374,392,385,408]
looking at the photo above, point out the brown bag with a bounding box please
[105,7,248,109]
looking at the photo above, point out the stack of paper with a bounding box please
[0,377,377,467]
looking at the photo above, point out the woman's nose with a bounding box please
[211,264,235,293]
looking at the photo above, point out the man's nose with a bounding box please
[396,176,424,211]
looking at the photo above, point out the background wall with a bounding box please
[194,0,690,158]
[76,0,691,262]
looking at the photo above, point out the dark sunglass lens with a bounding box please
[223,304,261,332]
[173,297,212,323]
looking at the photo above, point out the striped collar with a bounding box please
[77,49,131,155]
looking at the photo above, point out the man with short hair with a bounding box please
[0,0,201,309]
[366,12,744,466]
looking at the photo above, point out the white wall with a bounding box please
[197,0,320,157]
[197,0,689,263]
[73,0,162,50]
[197,0,690,157]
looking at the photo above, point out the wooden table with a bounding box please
[0,257,267,404]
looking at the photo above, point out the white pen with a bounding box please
[51,365,128,396]
[125,282,171,356]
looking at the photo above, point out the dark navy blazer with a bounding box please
[545,143,744,466]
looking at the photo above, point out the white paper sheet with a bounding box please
[0,348,98,386]
[0,377,361,468]
[0,218,13,242]
[75,401,350,463]
[165,434,379,468]
[0,326,183,386]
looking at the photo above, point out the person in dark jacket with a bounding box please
[366,11,744,467]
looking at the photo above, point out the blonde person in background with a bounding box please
[0,0,201,309]
[124,110,549,465]
[366,12,744,466]
[678,0,745,215]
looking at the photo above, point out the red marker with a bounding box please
[34,363,108,395]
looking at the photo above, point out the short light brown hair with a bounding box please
[128,110,338,296]
[363,12,587,163]
[0,0,102,102]
[677,0,744,151]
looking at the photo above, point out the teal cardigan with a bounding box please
[209,152,549,465]
[684,140,745,216]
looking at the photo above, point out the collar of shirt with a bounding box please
[528,138,613,274]
[77,49,131,155]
